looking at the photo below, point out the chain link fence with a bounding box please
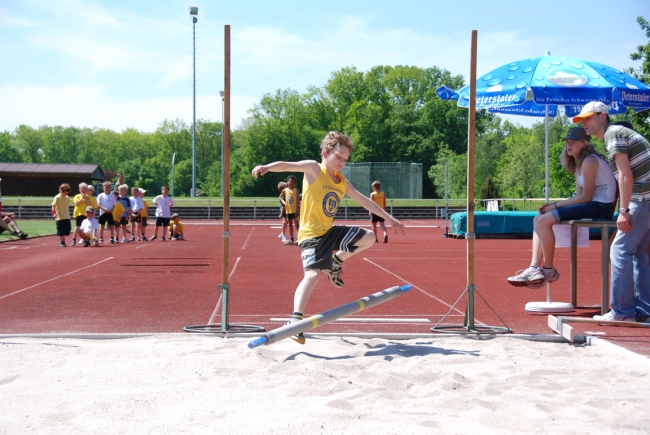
[339,162,422,199]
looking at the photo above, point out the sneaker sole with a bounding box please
[290,335,306,345]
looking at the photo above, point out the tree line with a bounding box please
[1,17,648,199]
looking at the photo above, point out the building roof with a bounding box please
[0,163,104,179]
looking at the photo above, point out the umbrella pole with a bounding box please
[545,105,550,203]
[431,30,510,335]
[523,104,572,315]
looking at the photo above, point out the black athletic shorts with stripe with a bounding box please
[298,225,366,271]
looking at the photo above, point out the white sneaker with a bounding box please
[593,311,636,323]
[507,266,544,288]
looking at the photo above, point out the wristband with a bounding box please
[619,208,630,213]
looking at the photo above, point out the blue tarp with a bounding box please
[451,212,536,236]
[450,211,616,238]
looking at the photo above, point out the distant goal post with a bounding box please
[339,162,422,199]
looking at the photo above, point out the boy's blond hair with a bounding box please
[118,184,128,191]
[79,182,88,190]
[278,181,288,192]
[320,131,354,154]
[102,181,112,188]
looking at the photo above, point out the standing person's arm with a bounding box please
[382,192,386,209]
[279,190,287,207]
[345,183,405,235]
[613,153,634,232]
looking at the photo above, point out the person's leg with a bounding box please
[5,216,20,233]
[608,202,650,319]
[534,212,556,267]
[282,217,288,240]
[632,203,650,320]
[334,229,375,262]
[0,218,14,233]
[372,221,378,242]
[380,221,387,241]
[288,219,294,241]
[293,269,320,314]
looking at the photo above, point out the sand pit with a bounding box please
[1,334,649,433]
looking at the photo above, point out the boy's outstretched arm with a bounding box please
[345,183,405,235]
[252,160,319,183]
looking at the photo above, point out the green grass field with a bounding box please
[0,220,55,242]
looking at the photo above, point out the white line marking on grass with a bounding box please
[241,228,255,249]
[0,257,114,300]
[362,258,480,321]
[208,257,241,324]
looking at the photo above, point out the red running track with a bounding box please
[1,219,649,356]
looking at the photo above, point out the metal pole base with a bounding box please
[430,285,511,335]
[184,324,265,334]
[525,302,573,313]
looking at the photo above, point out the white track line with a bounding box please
[362,258,475,320]
[135,244,147,249]
[270,317,431,323]
[208,257,241,324]
[0,257,114,300]
[241,227,255,250]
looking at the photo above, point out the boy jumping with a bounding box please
[251,131,405,344]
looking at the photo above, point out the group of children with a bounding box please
[52,182,185,247]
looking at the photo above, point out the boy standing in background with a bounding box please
[370,180,388,243]
[52,183,72,247]
[97,181,116,244]
[151,186,174,241]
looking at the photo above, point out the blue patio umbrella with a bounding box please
[437,52,650,200]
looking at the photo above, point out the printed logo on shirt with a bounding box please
[322,192,340,218]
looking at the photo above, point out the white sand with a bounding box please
[1,334,649,434]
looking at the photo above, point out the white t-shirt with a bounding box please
[81,217,99,234]
[97,192,116,215]
[129,196,144,214]
[153,195,175,218]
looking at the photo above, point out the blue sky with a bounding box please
[1,0,648,132]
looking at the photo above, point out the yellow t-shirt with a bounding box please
[169,221,184,236]
[73,194,93,217]
[141,199,149,218]
[298,163,347,242]
[52,194,70,221]
[112,202,125,221]
[283,188,299,214]
[370,191,386,209]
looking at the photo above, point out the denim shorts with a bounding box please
[550,201,614,223]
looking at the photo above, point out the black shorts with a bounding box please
[156,217,171,227]
[298,226,367,271]
[98,213,114,226]
[56,219,72,236]
[119,217,129,226]
[370,213,385,223]
[130,215,141,223]
[75,215,86,227]
[286,213,296,221]
[141,217,148,227]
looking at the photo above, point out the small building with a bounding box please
[0,163,104,196]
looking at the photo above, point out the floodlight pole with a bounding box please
[190,7,198,197]
[171,152,176,197]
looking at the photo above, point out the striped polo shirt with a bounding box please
[604,124,650,201]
